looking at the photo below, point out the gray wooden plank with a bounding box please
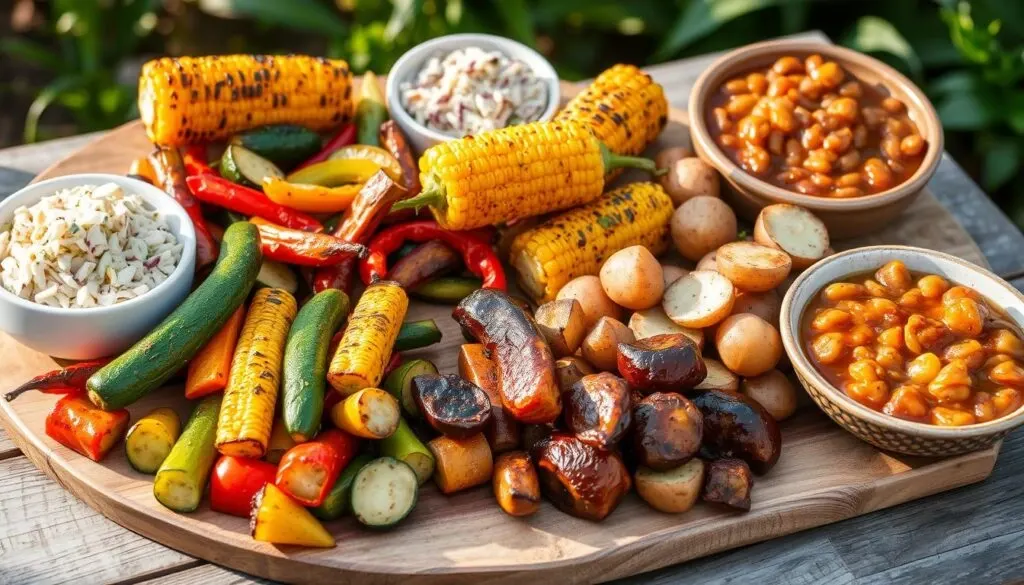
[828,429,1024,579]
[137,564,276,585]
[855,528,1024,585]
[0,132,102,177]
[0,456,197,584]
[615,530,854,585]
[0,426,17,460]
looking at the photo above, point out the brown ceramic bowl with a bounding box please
[780,245,1024,456]
[688,40,943,239]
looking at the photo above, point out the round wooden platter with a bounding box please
[0,80,996,585]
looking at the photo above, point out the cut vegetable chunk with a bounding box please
[154,395,221,512]
[251,483,335,547]
[384,359,437,418]
[328,281,409,396]
[662,270,735,328]
[351,457,419,529]
[125,407,181,474]
[535,299,588,358]
[628,306,704,348]
[493,451,541,517]
[330,388,400,439]
[715,241,792,293]
[635,458,705,513]
[380,418,435,485]
[413,373,492,438]
[754,203,829,269]
[428,433,494,495]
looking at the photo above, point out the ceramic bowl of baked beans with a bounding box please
[689,40,943,239]
[779,246,1024,456]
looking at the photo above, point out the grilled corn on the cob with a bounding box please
[510,182,674,302]
[390,121,659,231]
[557,64,668,160]
[327,281,409,396]
[216,287,297,458]
[139,55,353,146]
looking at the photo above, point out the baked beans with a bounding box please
[802,260,1024,426]
[708,55,928,197]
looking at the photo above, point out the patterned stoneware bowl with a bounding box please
[779,245,1024,456]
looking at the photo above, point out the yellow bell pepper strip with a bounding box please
[262,177,362,214]
[327,145,403,182]
[285,152,400,187]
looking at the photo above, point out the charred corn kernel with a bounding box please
[509,182,673,302]
[216,288,297,458]
[139,55,353,146]
[328,281,408,396]
[557,64,668,162]
[390,121,658,231]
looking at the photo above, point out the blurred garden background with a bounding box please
[1,0,1022,224]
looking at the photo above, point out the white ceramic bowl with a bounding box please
[780,245,1024,456]
[385,33,561,154]
[0,174,196,360]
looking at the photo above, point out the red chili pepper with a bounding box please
[210,455,279,517]
[275,429,360,507]
[182,145,215,176]
[45,395,130,461]
[360,221,506,290]
[186,174,323,232]
[294,124,357,171]
[249,217,366,266]
[151,147,220,268]
[5,358,112,402]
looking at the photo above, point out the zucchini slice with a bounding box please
[383,359,438,418]
[256,260,299,294]
[350,457,419,529]
[220,144,284,187]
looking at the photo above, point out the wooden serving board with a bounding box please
[0,81,998,585]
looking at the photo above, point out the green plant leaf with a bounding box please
[936,91,996,130]
[927,70,979,96]
[0,38,65,72]
[24,76,88,143]
[982,138,1020,191]
[842,16,922,78]
[1008,93,1024,135]
[654,0,781,61]
[203,0,348,36]
[494,0,535,46]
[385,0,424,42]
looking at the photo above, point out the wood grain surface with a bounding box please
[0,79,1003,584]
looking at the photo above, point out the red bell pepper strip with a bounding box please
[186,174,323,232]
[360,221,506,290]
[293,124,357,171]
[210,455,279,517]
[312,171,408,293]
[5,358,111,402]
[275,428,360,507]
[45,395,130,461]
[150,146,220,268]
[182,145,215,176]
[248,217,366,267]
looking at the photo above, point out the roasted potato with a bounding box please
[533,432,631,521]
[564,372,633,449]
[520,423,555,452]
[599,245,665,310]
[661,158,720,207]
[454,289,561,424]
[628,306,705,349]
[715,313,782,376]
[556,275,623,328]
[754,204,830,269]
[429,433,494,495]
[582,316,635,371]
[493,451,541,517]
[696,358,740,392]
[741,370,798,421]
[661,264,689,287]
[535,299,588,358]
[715,241,792,293]
[654,146,693,173]
[458,344,521,453]
[702,458,753,511]
[731,290,781,324]
[696,249,718,272]
[693,389,782,474]
[413,374,492,438]
[632,392,703,471]
[663,270,736,328]
[555,356,596,394]
[617,333,707,393]
[671,196,737,261]
[635,458,705,514]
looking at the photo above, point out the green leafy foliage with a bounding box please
[4,0,1024,228]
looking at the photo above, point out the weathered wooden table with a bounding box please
[2,32,1024,585]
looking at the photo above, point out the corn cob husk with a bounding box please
[327,281,409,396]
[139,55,353,146]
[216,288,297,458]
[510,182,674,302]
[557,64,668,160]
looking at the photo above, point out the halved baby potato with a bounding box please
[581,316,636,372]
[754,204,830,269]
[628,306,704,349]
[635,458,705,514]
[696,358,740,392]
[662,270,735,328]
[715,241,792,293]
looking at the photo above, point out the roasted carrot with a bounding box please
[248,217,367,267]
[45,395,130,461]
[185,306,246,399]
[150,146,219,268]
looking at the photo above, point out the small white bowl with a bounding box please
[0,174,196,360]
[385,33,561,154]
